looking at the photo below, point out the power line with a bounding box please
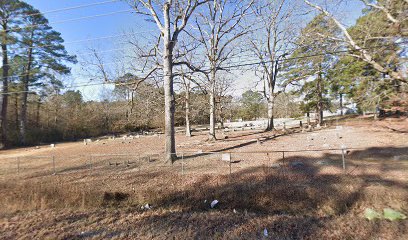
[7,34,403,70]
[2,50,261,80]
[37,31,153,48]
[3,44,259,76]
[2,9,134,33]
[1,79,149,95]
[3,29,156,63]
[33,0,122,16]
[3,30,157,68]
[4,42,405,85]
[0,0,122,22]
[5,41,406,81]
[2,42,406,94]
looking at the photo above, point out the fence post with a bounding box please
[282,151,285,165]
[341,148,346,170]
[52,156,56,175]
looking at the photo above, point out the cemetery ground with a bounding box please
[0,116,407,239]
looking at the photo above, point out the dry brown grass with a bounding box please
[0,117,407,239]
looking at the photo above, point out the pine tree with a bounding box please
[284,14,340,125]
[0,0,29,148]
[17,5,76,144]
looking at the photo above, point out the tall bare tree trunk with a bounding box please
[339,93,343,116]
[185,97,191,137]
[265,62,279,132]
[266,93,275,131]
[1,33,9,149]
[125,89,130,121]
[219,100,225,129]
[130,0,206,162]
[126,90,134,122]
[209,68,216,141]
[163,5,176,163]
[316,71,324,125]
[185,81,191,137]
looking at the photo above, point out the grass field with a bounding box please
[0,116,407,239]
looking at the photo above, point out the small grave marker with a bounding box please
[83,139,92,145]
[222,153,231,162]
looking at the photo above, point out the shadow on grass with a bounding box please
[131,147,408,238]
[179,129,296,161]
[1,146,407,239]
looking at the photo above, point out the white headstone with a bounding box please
[222,153,231,162]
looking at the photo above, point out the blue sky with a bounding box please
[24,0,147,54]
[23,0,365,100]
[24,0,157,100]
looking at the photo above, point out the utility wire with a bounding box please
[4,42,405,85]
[4,41,406,81]
[0,0,122,22]
[3,30,157,68]
[34,0,122,16]
[3,47,261,79]
[6,33,404,68]
[1,9,134,33]
[2,42,406,94]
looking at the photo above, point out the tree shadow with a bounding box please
[180,132,287,161]
[221,130,266,140]
[348,146,408,161]
[132,146,408,239]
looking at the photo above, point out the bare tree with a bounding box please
[215,74,233,129]
[173,36,207,137]
[192,0,253,140]
[128,0,208,162]
[250,0,298,131]
[303,0,407,83]
[180,72,193,136]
